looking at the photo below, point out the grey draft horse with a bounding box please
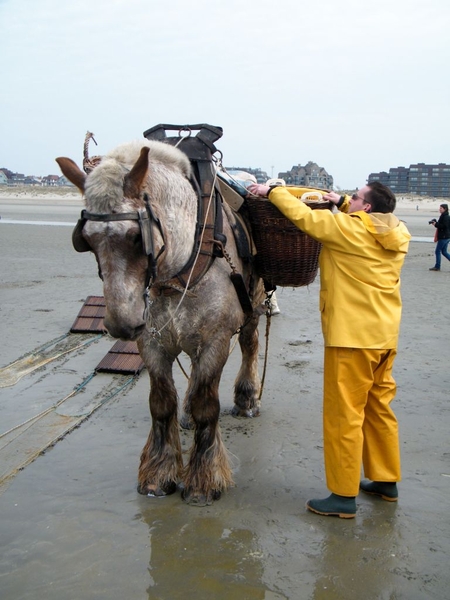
[57,139,265,505]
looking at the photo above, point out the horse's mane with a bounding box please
[84,140,192,213]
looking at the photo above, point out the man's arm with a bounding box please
[248,185,351,213]
[247,184,347,245]
[322,191,351,213]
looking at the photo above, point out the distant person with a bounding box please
[429,203,450,271]
[248,181,411,518]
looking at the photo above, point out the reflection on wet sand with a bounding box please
[140,505,271,599]
[310,502,418,599]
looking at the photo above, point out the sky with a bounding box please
[1,0,449,190]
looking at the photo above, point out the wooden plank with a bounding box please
[71,296,144,373]
[95,351,144,375]
[70,296,107,333]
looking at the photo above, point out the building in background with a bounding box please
[369,163,450,197]
[278,161,333,190]
[0,168,72,186]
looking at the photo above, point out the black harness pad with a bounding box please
[229,211,253,261]
[72,216,90,252]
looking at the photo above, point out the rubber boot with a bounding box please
[306,493,356,518]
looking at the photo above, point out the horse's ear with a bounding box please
[124,146,150,198]
[55,157,86,192]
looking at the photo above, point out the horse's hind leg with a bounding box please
[232,313,261,418]
[182,344,233,506]
[137,350,183,497]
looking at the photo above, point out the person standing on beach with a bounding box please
[247,181,411,518]
[429,203,450,271]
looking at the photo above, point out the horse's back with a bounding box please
[106,140,192,178]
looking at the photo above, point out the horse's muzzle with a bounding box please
[103,319,146,341]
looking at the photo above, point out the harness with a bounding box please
[144,123,226,293]
[73,124,256,318]
[72,194,166,315]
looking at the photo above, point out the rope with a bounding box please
[0,333,104,389]
[0,371,137,446]
[175,356,189,379]
[216,163,259,198]
[0,373,137,492]
[145,146,272,400]
[152,149,247,377]
[173,312,271,399]
[151,162,218,337]
[258,307,272,400]
[0,372,97,445]
[83,131,103,174]
[1,333,69,370]
[78,374,136,416]
[174,330,241,381]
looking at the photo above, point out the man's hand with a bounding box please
[322,191,342,205]
[248,183,270,197]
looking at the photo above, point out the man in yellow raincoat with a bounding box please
[248,181,411,518]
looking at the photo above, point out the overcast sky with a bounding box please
[1,0,449,189]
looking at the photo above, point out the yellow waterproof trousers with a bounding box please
[323,347,401,497]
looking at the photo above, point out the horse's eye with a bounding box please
[130,232,142,247]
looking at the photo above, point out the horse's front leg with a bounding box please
[232,312,261,418]
[137,344,182,497]
[182,348,233,506]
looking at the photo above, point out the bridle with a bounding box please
[72,193,165,318]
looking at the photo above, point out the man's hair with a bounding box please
[365,182,396,213]
[440,203,448,212]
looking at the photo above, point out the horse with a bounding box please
[56,138,266,505]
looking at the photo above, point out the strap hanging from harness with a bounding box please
[143,124,227,292]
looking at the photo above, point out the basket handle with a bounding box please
[301,191,323,203]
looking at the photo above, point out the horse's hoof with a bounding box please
[231,405,260,418]
[137,481,177,497]
[181,488,221,506]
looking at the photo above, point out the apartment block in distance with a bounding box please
[368,163,450,197]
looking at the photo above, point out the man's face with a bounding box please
[348,185,371,214]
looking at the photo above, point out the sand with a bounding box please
[0,193,449,600]
[0,184,447,208]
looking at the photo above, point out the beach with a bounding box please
[0,190,449,600]
[0,184,447,207]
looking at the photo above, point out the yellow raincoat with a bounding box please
[267,187,411,348]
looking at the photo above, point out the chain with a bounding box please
[215,240,238,274]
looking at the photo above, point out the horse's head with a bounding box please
[57,145,165,341]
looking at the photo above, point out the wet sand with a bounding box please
[0,192,449,599]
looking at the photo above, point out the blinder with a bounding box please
[138,200,162,258]
[72,213,91,253]
[71,195,165,288]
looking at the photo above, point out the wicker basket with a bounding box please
[245,197,333,287]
